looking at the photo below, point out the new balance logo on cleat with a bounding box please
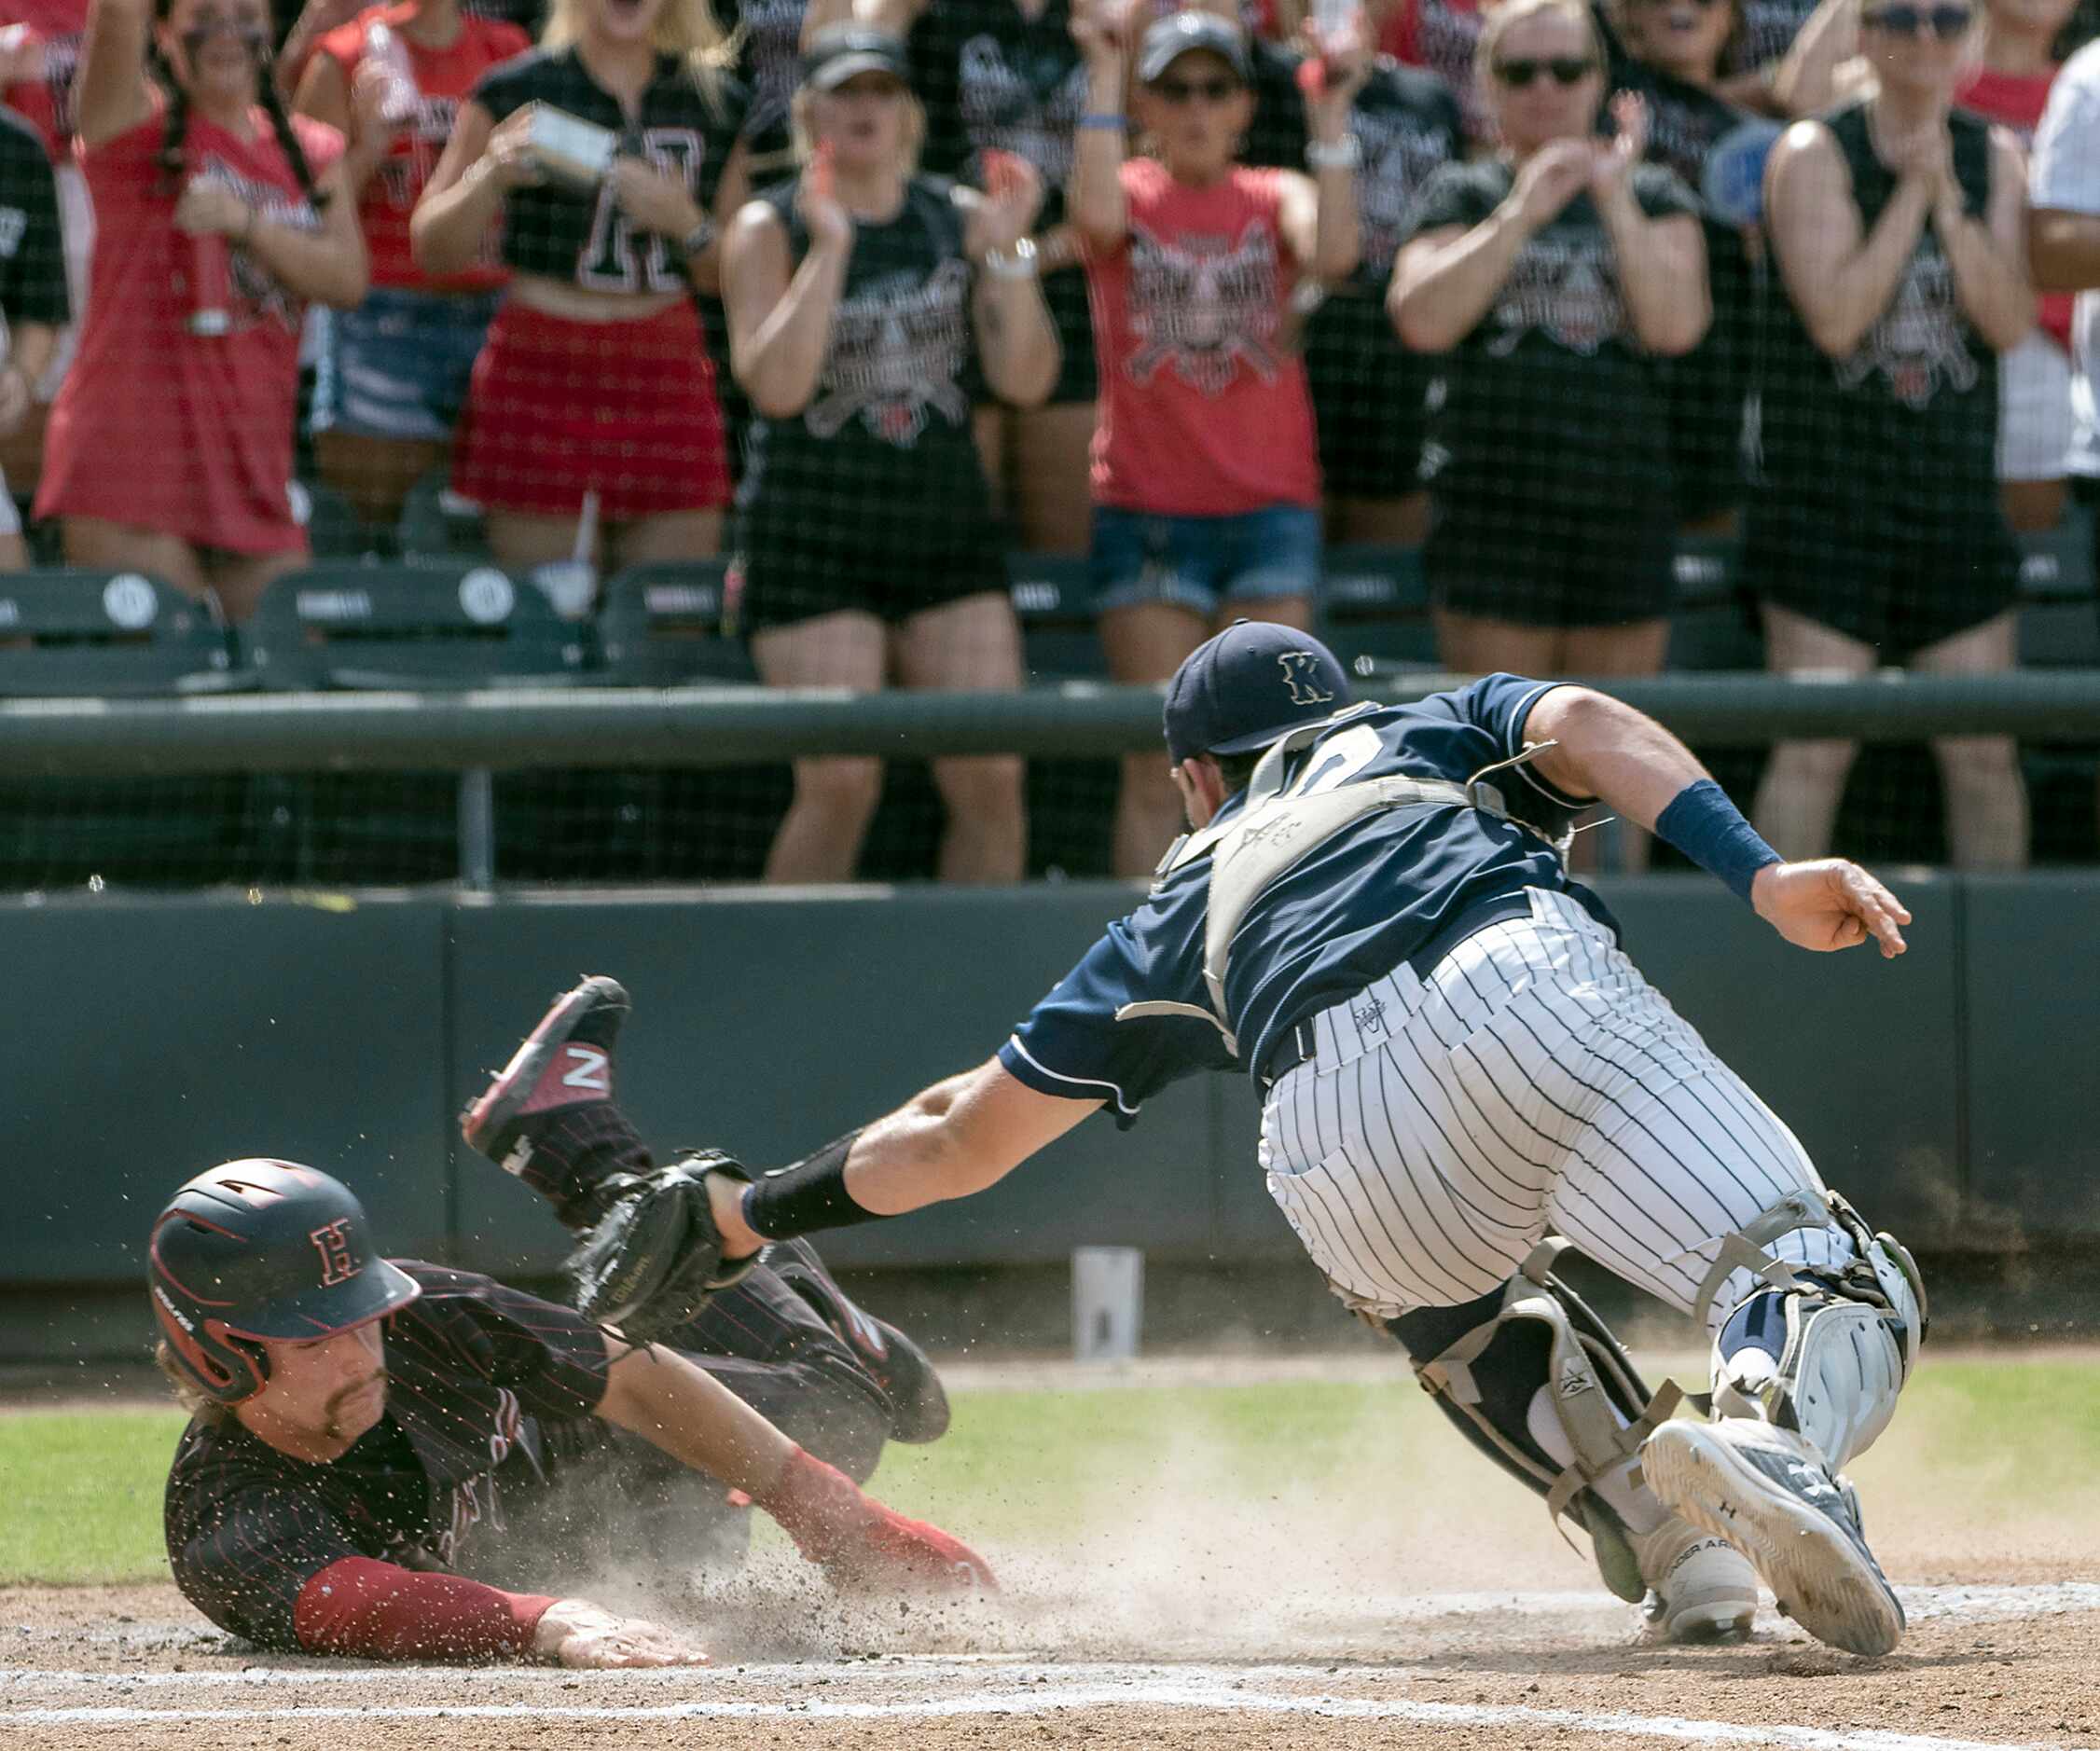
[560,1046,610,1093]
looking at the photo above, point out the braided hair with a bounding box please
[149,2,329,212]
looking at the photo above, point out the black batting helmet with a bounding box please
[148,1160,421,1405]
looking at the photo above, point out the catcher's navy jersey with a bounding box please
[165,1263,611,1649]
[997,675,1617,1125]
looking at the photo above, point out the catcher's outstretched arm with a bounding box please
[711,1059,1096,1257]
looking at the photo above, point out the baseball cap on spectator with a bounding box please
[803,24,911,90]
[1164,621,1353,765]
[1137,9,1252,84]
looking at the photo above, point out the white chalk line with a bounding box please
[1,1679,2094,1751]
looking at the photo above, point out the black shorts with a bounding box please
[1305,287,1433,501]
[732,504,1009,632]
[1041,264,1098,407]
[1425,476,1678,627]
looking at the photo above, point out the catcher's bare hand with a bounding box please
[534,1598,710,1668]
[1751,859,1910,958]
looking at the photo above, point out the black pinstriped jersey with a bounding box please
[163,1264,611,1650]
[471,47,749,292]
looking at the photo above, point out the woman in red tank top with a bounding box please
[34,0,368,619]
[1071,1,1363,876]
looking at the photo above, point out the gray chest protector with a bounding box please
[1113,706,1567,1056]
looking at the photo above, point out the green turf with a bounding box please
[2,1359,2093,1587]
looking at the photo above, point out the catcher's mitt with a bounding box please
[566,1151,758,1342]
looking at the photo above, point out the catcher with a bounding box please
[154,1032,988,1666]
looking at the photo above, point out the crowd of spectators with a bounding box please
[1,0,2098,877]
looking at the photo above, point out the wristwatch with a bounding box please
[679,218,715,260]
[983,236,1040,281]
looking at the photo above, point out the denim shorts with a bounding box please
[1090,503,1323,614]
[312,286,504,443]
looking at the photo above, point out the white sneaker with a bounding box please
[1642,1416,1904,1657]
[1635,1515,1759,1643]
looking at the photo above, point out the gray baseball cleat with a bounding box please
[1634,1514,1759,1644]
[1642,1415,1903,1657]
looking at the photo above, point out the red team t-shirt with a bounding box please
[0,0,89,159]
[36,107,345,553]
[1085,158,1320,517]
[1955,63,2072,353]
[313,3,529,292]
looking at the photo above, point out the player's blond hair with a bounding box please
[154,1339,234,1428]
[1473,0,1606,87]
[541,0,739,119]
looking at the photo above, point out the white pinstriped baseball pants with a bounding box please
[1259,888,1854,1328]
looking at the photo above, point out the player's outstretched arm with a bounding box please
[532,1598,711,1668]
[1522,685,1909,958]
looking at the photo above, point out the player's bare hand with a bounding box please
[611,155,705,241]
[533,1598,711,1669]
[174,177,254,240]
[705,1165,764,1261]
[1506,138,1592,233]
[1751,859,1910,958]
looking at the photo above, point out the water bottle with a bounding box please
[182,222,231,338]
[363,21,421,129]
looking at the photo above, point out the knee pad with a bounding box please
[1389,1241,1684,1602]
[1707,1189,1927,1471]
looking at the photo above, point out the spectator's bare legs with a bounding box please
[62,517,213,600]
[1751,602,1872,860]
[1431,607,1559,675]
[209,551,309,624]
[316,432,449,533]
[753,611,889,882]
[611,512,725,565]
[1330,490,1431,547]
[487,511,598,571]
[1008,405,1096,556]
[891,589,1029,882]
[1103,600,1210,876]
[1915,610,2028,870]
[0,531,25,572]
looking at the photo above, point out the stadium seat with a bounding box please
[1009,551,1102,680]
[2016,504,2098,668]
[290,477,380,560]
[595,559,756,684]
[1323,543,1435,675]
[0,568,238,696]
[395,470,493,561]
[244,560,587,691]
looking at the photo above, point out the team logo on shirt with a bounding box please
[959,34,1088,187]
[1835,243,1979,409]
[1356,111,1453,270]
[1125,220,1283,394]
[808,259,973,447]
[1486,238,1628,357]
[192,155,325,332]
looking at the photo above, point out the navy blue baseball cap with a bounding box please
[1163,622,1352,765]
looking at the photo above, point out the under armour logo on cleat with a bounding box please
[560,1046,610,1093]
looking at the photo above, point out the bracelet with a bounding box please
[678,217,715,259]
[741,1128,875,1240]
[1078,113,1126,131]
[1305,134,1362,171]
[982,236,1039,281]
[1653,778,1781,904]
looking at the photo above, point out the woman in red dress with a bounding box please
[35,0,368,620]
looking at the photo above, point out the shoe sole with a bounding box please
[1656,1599,1756,1645]
[461,977,627,1160]
[1643,1422,1902,1657]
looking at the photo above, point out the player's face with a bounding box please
[1486,13,1603,154]
[1625,0,1735,81]
[157,0,269,104]
[1139,50,1255,182]
[585,0,670,48]
[809,73,910,171]
[248,1320,388,1455]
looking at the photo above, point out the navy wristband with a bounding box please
[741,1128,875,1239]
[1653,779,1781,904]
[1077,113,1126,130]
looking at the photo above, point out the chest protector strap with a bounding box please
[1112,711,1563,1056]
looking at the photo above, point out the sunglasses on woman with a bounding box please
[1860,3,1972,35]
[1153,74,1244,103]
[1492,55,1596,86]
